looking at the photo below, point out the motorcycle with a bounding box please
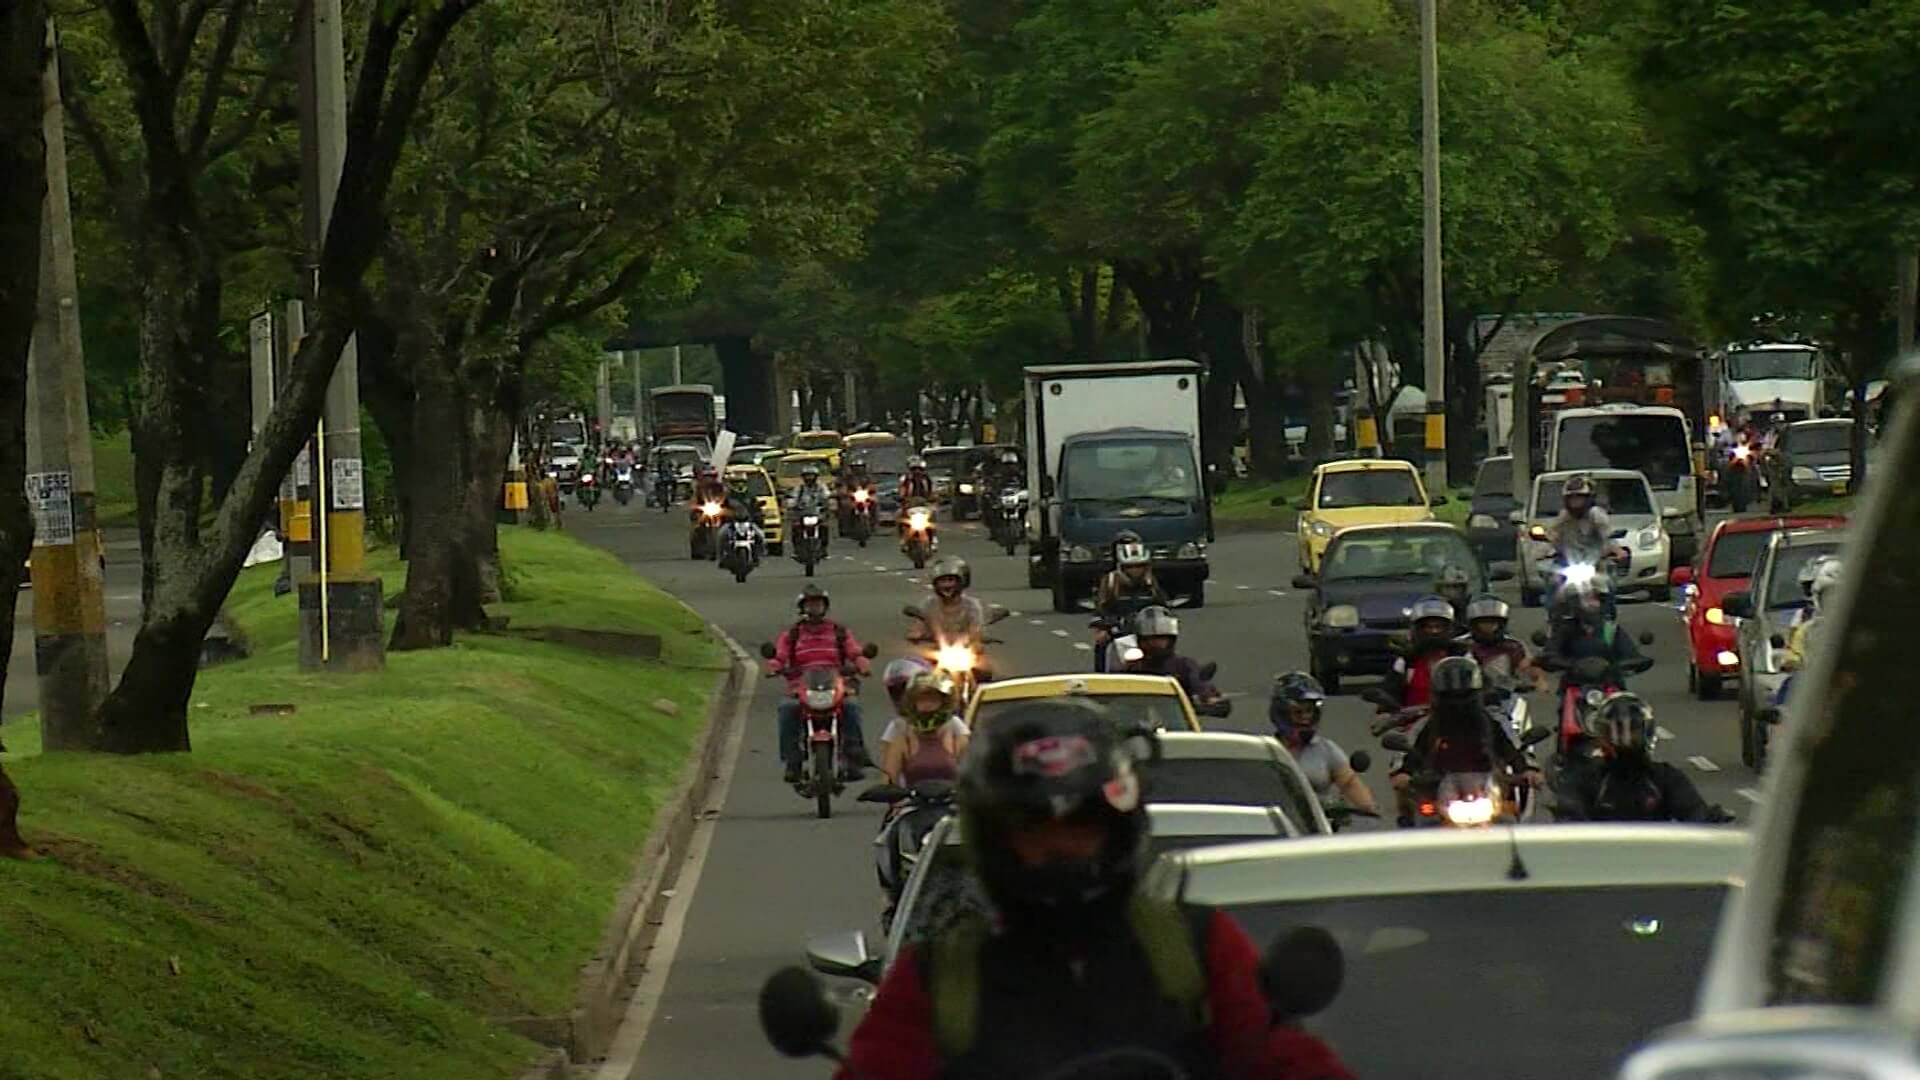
[759,640,881,819]
[859,779,957,929]
[721,520,763,583]
[1718,441,1758,513]
[1532,639,1656,777]
[990,487,1026,555]
[1379,727,1552,828]
[614,464,635,506]
[903,604,1010,706]
[691,499,725,561]
[846,487,875,548]
[901,504,937,569]
[575,471,600,511]
[1103,635,1234,719]
[653,471,674,511]
[791,511,827,577]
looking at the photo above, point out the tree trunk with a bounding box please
[391,354,464,650]
[461,401,512,610]
[0,0,48,722]
[0,760,31,858]
[1304,356,1338,465]
[358,313,417,555]
[1196,285,1244,480]
[1444,310,1482,487]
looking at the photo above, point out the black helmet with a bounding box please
[957,699,1149,917]
[1431,655,1484,702]
[1590,692,1656,754]
[795,583,830,621]
[1271,671,1326,740]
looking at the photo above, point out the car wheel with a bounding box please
[1184,582,1205,609]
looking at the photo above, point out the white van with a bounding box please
[1547,404,1700,561]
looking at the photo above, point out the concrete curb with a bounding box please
[499,622,752,1067]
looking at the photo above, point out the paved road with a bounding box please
[571,499,1757,1078]
[3,533,145,724]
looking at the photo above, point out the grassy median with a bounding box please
[0,528,726,1080]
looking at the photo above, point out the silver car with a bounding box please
[1724,525,1846,772]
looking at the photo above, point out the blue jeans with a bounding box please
[777,700,869,767]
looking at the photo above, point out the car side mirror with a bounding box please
[1380,731,1414,752]
[1261,925,1343,1023]
[1507,509,1524,524]
[1348,750,1372,774]
[805,929,883,984]
[1770,633,1787,649]
[1489,565,1515,582]
[1721,591,1753,620]
[1429,494,1449,506]
[1291,574,1315,590]
[1530,628,1550,648]
[758,642,778,659]
[1669,565,1693,588]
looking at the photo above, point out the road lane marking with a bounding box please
[1687,755,1719,772]
[1030,619,1046,626]
[1009,611,1022,618]
[1738,787,1763,804]
[1658,727,1676,740]
[1072,643,1091,651]
[1050,629,1070,638]
[1235,584,1250,591]
[1268,590,1288,598]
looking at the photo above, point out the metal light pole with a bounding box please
[26,20,108,748]
[1419,0,1448,494]
[297,0,383,670]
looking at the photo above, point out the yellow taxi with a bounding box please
[788,430,845,469]
[962,673,1203,734]
[723,463,785,555]
[773,451,838,498]
[1294,458,1444,574]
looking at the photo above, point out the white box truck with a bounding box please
[1023,360,1213,612]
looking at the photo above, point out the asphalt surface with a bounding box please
[3,532,145,723]
[569,498,1759,1078]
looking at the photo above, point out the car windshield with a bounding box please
[1534,477,1655,517]
[1706,529,1775,579]
[1222,884,1726,1078]
[1137,758,1318,837]
[1786,425,1851,455]
[1062,440,1200,502]
[1765,541,1845,609]
[1554,414,1692,488]
[1727,348,1817,381]
[1316,469,1423,509]
[654,447,701,468]
[1322,532,1482,585]
[778,457,827,479]
[1473,459,1512,499]
[973,694,1192,735]
[857,444,911,474]
[923,449,966,476]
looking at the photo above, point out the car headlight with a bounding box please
[1176,542,1203,559]
[1308,519,1334,538]
[1791,466,1818,483]
[1469,513,1497,530]
[1637,528,1661,551]
[1716,649,1740,667]
[1705,607,1726,625]
[1068,545,1097,562]
[1321,605,1360,629]
[958,482,975,494]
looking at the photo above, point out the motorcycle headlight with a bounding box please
[1791,466,1818,483]
[1308,519,1334,538]
[1176,542,1204,560]
[853,489,870,503]
[804,689,837,710]
[1444,798,1495,826]
[1068,545,1096,563]
[702,502,722,517]
[909,510,930,529]
[1731,445,1751,462]
[935,643,976,673]
[1321,605,1360,629]
[1584,688,1606,706]
[1559,563,1597,589]
[958,482,975,494]
[802,515,820,526]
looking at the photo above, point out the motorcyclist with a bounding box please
[691,463,727,509]
[1381,596,1471,712]
[715,472,765,557]
[1459,594,1547,692]
[909,557,1003,653]
[1546,474,1622,564]
[1270,672,1378,817]
[1433,564,1473,628]
[881,671,969,788]
[1125,605,1222,704]
[839,454,876,531]
[1092,532,1168,672]
[982,449,1023,520]
[1781,555,1843,673]
[901,455,936,505]
[1541,578,1647,690]
[1390,656,1540,825]
[650,451,675,506]
[836,699,1356,1080]
[766,584,873,783]
[1551,693,1726,823]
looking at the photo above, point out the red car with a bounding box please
[1670,514,1846,699]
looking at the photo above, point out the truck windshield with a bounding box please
[651,393,710,427]
[1062,440,1199,501]
[1554,414,1691,489]
[548,419,585,445]
[1728,349,1817,381]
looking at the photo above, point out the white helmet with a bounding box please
[1802,555,1844,613]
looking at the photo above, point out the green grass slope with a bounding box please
[0,528,725,1080]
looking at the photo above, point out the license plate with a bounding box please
[809,729,834,743]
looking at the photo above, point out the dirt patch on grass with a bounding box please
[35,836,231,922]
[499,626,663,660]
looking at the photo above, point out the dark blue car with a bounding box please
[1290,523,1510,694]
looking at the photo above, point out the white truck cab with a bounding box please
[1716,341,1824,425]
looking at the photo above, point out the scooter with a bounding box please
[791,511,826,577]
[721,520,763,583]
[575,472,600,511]
[846,487,875,547]
[759,640,881,819]
[901,504,936,569]
[690,499,725,561]
[859,779,957,929]
[614,464,635,506]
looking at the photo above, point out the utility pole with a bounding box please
[1418,0,1447,495]
[595,355,613,444]
[628,350,643,438]
[671,344,684,385]
[26,20,108,749]
[297,0,382,671]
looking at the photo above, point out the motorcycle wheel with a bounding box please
[1003,537,1017,556]
[735,564,749,583]
[911,547,926,570]
[812,743,834,819]
[803,557,816,578]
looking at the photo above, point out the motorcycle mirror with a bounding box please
[759,967,841,1058]
[1262,925,1344,1023]
[862,642,880,658]
[856,784,908,804]
[758,642,777,660]
[1639,631,1655,646]
[902,605,923,619]
[1198,661,1218,682]
[1348,750,1372,774]
[1521,727,1554,747]
[1530,628,1550,648]
[1380,731,1414,752]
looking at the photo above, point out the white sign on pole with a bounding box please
[711,429,738,470]
[330,458,365,510]
[294,446,312,486]
[26,471,75,546]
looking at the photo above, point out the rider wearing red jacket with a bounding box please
[767,584,873,782]
[836,701,1354,1080]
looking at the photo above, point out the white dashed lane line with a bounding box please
[1029,619,1047,627]
[1050,629,1070,638]
[1687,755,1720,772]
[1657,727,1676,740]
[1072,643,1091,652]
[1235,585,1251,591]
[1738,788,1763,804]
[1268,590,1288,598]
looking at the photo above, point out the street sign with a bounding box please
[26,471,74,546]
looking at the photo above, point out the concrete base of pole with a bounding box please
[30,525,111,751]
[297,576,386,672]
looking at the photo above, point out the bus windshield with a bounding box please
[1553,414,1691,489]
[1727,349,1817,381]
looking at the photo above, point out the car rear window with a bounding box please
[972,694,1192,735]
[1534,476,1655,517]
[1473,459,1512,498]
[1222,884,1728,1078]
[1139,758,1319,836]
[1705,529,1772,578]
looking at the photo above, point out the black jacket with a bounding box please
[1553,755,1714,822]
